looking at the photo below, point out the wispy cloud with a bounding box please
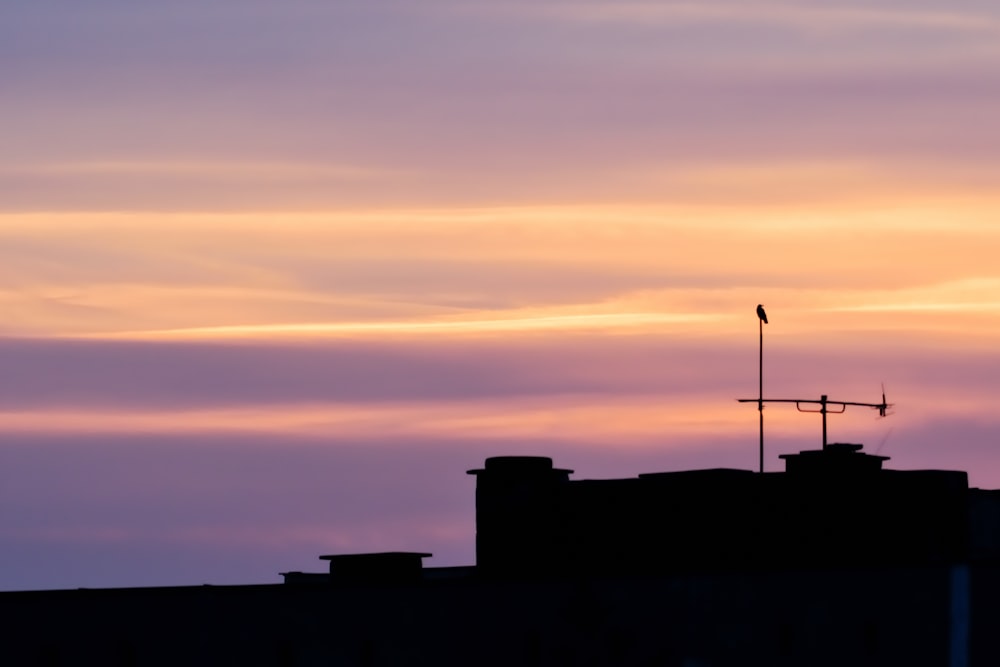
[469,1,1000,34]
[1,160,386,180]
[71,312,726,341]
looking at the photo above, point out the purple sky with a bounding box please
[3,1,1000,590]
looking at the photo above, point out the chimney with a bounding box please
[467,456,572,576]
[779,442,888,475]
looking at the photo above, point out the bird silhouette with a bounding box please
[756,304,768,324]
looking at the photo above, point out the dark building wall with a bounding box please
[470,451,972,578]
[971,565,1000,666]
[969,489,1000,560]
[0,566,958,667]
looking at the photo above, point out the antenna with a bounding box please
[756,304,767,473]
[737,389,894,450]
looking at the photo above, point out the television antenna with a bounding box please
[738,386,893,452]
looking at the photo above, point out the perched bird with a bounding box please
[756,304,768,324]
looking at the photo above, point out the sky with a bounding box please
[3,0,1000,590]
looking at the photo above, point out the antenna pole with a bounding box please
[821,394,828,449]
[759,315,764,473]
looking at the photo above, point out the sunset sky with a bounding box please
[4,1,1000,590]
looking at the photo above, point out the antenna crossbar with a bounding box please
[737,393,892,450]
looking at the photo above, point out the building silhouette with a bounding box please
[4,442,1000,666]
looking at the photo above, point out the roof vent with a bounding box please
[779,443,889,475]
[318,552,432,584]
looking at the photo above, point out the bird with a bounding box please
[756,304,768,324]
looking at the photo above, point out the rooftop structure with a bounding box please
[6,440,999,666]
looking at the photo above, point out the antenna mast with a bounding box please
[755,305,767,473]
